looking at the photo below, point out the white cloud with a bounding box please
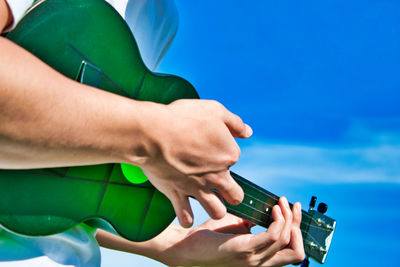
[0,257,73,267]
[234,139,400,184]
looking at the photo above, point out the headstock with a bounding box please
[301,197,336,265]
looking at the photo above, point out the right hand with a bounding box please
[136,99,252,227]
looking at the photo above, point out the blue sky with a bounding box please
[103,1,400,266]
[2,0,399,266]
[106,0,400,266]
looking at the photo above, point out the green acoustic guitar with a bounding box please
[1,0,335,264]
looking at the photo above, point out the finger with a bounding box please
[212,171,244,205]
[200,213,242,229]
[292,202,302,228]
[215,218,254,234]
[289,202,305,253]
[196,191,227,220]
[277,197,294,248]
[261,242,306,267]
[261,209,305,267]
[199,213,254,234]
[255,198,293,259]
[221,106,252,138]
[248,204,285,251]
[169,193,194,228]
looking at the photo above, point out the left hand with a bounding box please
[97,197,305,267]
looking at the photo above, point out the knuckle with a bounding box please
[195,188,208,199]
[295,249,306,262]
[275,215,285,225]
[210,175,226,189]
[281,234,291,247]
[269,232,280,243]
[286,211,293,222]
[213,100,224,108]
[202,172,217,186]
[233,145,241,160]
[225,146,240,166]
[207,100,223,111]
[193,188,207,202]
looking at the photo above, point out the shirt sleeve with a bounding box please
[127,0,179,71]
[4,0,34,32]
[108,0,179,71]
[0,223,100,267]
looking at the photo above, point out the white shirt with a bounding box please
[5,0,178,70]
[1,0,178,266]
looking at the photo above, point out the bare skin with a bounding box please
[0,0,248,226]
[0,1,305,266]
[97,198,305,267]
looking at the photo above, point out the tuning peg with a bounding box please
[309,196,317,210]
[317,203,328,214]
[301,258,310,267]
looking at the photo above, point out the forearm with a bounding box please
[95,227,184,265]
[0,36,159,169]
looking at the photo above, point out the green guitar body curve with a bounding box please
[1,0,198,242]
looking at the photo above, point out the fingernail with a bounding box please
[296,203,301,214]
[282,197,289,208]
[243,220,255,229]
[245,124,253,137]
[182,215,193,228]
[234,188,245,205]
[232,197,242,206]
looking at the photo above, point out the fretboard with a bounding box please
[226,172,310,237]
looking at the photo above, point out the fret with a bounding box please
[225,172,336,264]
[229,172,312,231]
[227,172,282,228]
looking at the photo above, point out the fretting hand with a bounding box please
[96,197,305,267]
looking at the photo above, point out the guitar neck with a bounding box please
[226,172,310,236]
[226,172,336,264]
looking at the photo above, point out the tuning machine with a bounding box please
[301,196,336,266]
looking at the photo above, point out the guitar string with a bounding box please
[236,176,311,217]
[237,192,330,232]
[238,191,324,231]
[235,177,320,224]
[233,198,326,251]
[232,207,321,245]
[234,175,324,224]
[229,206,324,249]
[231,174,332,233]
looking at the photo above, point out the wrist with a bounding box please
[135,224,190,264]
[96,224,189,264]
[115,100,167,167]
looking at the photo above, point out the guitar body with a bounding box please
[1,0,198,241]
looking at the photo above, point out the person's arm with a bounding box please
[0,0,12,31]
[96,198,305,267]
[0,0,251,226]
